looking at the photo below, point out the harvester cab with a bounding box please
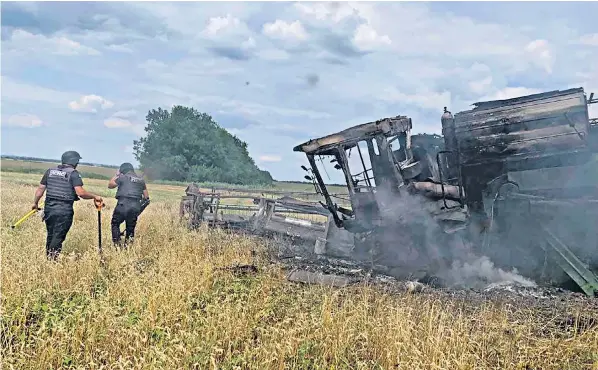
[294,116,470,277]
[295,116,410,231]
[293,116,467,233]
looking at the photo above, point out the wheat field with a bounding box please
[1,171,597,369]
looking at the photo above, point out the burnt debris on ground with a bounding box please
[271,249,598,339]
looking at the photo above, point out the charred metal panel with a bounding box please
[319,217,356,258]
[507,159,598,196]
[488,189,598,295]
[293,115,412,155]
[453,88,591,170]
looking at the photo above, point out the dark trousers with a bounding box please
[111,198,141,245]
[44,208,74,260]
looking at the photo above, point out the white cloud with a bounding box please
[259,155,282,163]
[139,59,168,74]
[578,33,598,46]
[7,29,100,56]
[129,2,261,39]
[352,23,391,51]
[242,37,257,50]
[11,1,39,15]
[469,76,494,94]
[380,88,452,111]
[69,95,115,113]
[292,0,566,85]
[4,114,43,128]
[1,75,76,104]
[104,117,132,128]
[112,109,138,119]
[204,14,243,36]
[201,14,252,43]
[106,44,134,53]
[262,20,308,41]
[294,2,357,23]
[318,2,520,60]
[104,117,146,136]
[199,14,255,56]
[525,39,554,74]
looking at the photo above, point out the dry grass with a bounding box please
[1,159,118,178]
[1,171,597,369]
[0,158,349,195]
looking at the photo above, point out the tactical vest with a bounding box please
[116,172,145,200]
[45,166,78,202]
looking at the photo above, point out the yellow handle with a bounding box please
[12,201,44,229]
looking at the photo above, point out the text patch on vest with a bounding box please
[49,170,69,179]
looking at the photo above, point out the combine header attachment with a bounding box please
[179,184,354,255]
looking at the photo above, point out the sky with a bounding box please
[1,1,598,182]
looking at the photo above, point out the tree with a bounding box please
[133,106,273,185]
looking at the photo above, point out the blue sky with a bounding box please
[1,1,597,182]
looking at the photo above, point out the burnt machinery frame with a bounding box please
[293,87,598,295]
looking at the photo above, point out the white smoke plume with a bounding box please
[439,255,537,289]
[369,184,538,290]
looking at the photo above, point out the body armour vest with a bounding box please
[116,173,145,200]
[46,166,78,202]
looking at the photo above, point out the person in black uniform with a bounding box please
[108,162,149,247]
[32,151,104,260]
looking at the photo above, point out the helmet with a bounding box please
[61,151,82,166]
[119,162,135,174]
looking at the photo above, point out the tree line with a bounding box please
[133,106,273,186]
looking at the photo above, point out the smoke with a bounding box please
[439,255,537,290]
[373,185,458,263]
[370,184,538,290]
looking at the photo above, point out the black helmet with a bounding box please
[119,162,135,174]
[61,151,82,166]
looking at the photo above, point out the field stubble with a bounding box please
[1,172,597,369]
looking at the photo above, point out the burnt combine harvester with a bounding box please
[294,87,598,296]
